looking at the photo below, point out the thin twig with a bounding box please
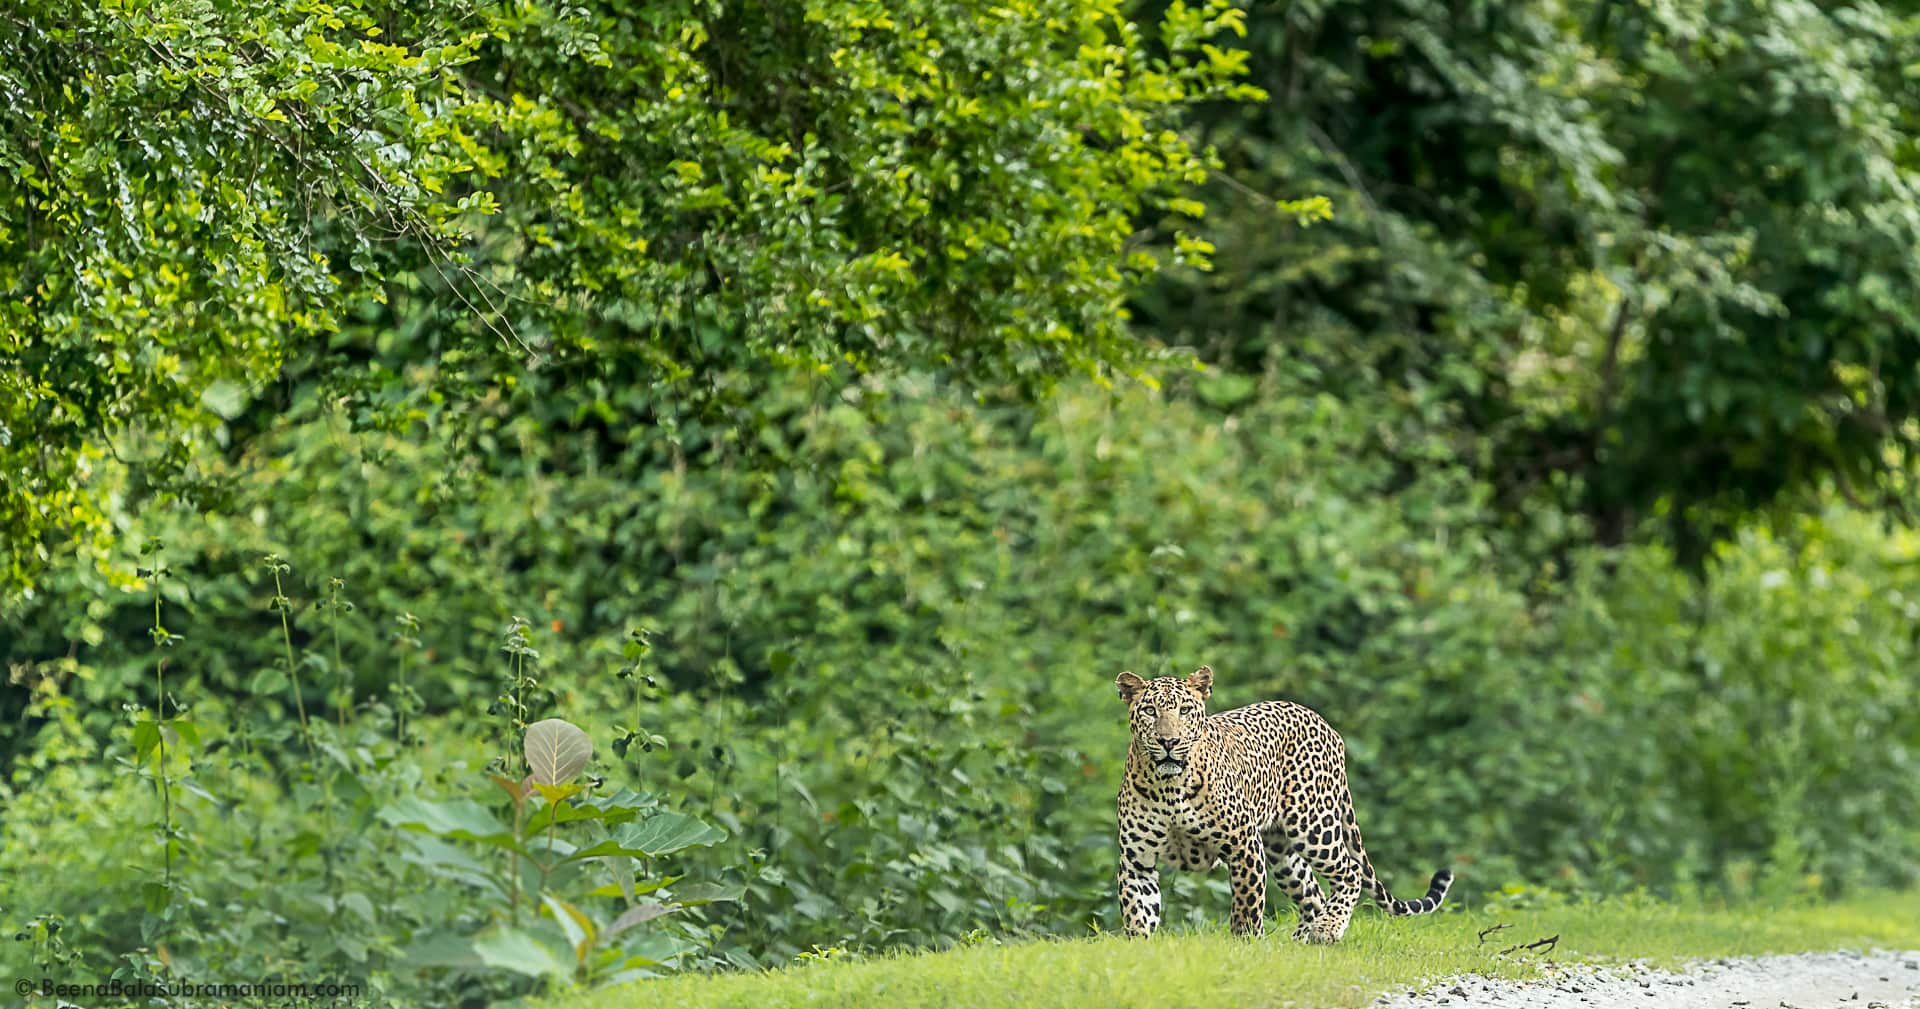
[1211,166,1274,206]
[1304,118,1415,336]
[1498,934,1560,956]
[1596,296,1632,417]
[133,13,540,358]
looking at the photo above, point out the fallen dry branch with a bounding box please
[1498,933,1560,956]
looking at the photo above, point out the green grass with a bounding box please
[547,893,1920,1009]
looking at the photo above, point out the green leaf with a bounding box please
[339,892,375,922]
[666,880,745,906]
[132,721,162,764]
[167,719,199,749]
[586,873,684,900]
[542,894,595,962]
[377,796,513,843]
[605,900,675,939]
[525,796,621,833]
[574,788,653,818]
[249,667,288,694]
[403,931,482,970]
[618,931,699,968]
[399,836,506,895]
[525,834,578,859]
[469,926,573,982]
[199,379,248,419]
[568,812,727,861]
[604,854,637,903]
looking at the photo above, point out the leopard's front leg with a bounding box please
[1117,854,1163,937]
[1116,797,1167,937]
[1226,826,1267,937]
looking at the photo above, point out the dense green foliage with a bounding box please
[1153,0,1920,560]
[6,1,1920,1007]
[0,0,1254,593]
[8,371,1919,1000]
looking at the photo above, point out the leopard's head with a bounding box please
[1115,665,1213,778]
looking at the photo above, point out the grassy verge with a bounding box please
[547,893,1920,1009]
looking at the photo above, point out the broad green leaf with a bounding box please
[403,931,482,970]
[542,894,595,962]
[470,926,573,982]
[605,900,674,939]
[618,931,699,968]
[377,796,512,843]
[567,812,726,861]
[525,718,592,785]
[526,795,625,833]
[579,788,653,814]
[398,836,507,896]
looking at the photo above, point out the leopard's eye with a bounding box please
[1139,704,1157,719]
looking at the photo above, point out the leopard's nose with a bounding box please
[1159,736,1181,752]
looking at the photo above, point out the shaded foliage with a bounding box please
[1146,0,1920,561]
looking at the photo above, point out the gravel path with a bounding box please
[1374,950,1920,1009]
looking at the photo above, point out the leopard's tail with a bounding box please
[1367,862,1454,916]
[1343,790,1453,916]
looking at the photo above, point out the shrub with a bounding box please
[6,364,1918,976]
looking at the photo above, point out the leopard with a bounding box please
[1114,665,1453,942]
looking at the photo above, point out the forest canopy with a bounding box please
[5,1,1920,593]
[1,0,1258,594]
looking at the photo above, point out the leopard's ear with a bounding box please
[1187,665,1213,701]
[1115,671,1147,703]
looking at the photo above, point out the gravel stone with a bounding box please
[1372,950,1920,1009]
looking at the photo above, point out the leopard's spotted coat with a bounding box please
[1115,666,1453,941]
